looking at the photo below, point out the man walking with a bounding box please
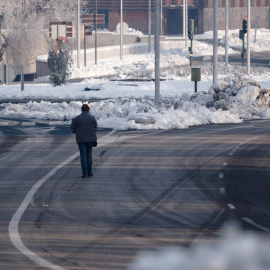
[70,104,98,178]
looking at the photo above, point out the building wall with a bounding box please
[202,1,270,32]
[105,0,270,35]
[109,10,150,33]
[109,11,119,31]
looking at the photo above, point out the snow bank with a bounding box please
[3,76,270,130]
[208,77,270,119]
[128,225,270,270]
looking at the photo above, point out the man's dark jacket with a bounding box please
[70,112,98,143]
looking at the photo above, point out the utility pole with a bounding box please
[95,0,97,64]
[185,0,188,49]
[155,0,160,105]
[120,0,123,60]
[213,0,218,83]
[77,0,80,68]
[247,0,250,75]
[148,0,151,52]
[225,0,229,66]
[160,0,163,35]
[183,0,186,39]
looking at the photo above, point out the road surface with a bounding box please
[0,118,270,269]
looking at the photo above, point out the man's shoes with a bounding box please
[81,174,88,178]
[88,173,93,177]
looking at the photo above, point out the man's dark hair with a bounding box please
[81,104,90,112]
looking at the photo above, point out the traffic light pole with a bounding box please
[188,19,194,67]
[242,35,245,66]
[189,39,193,66]
[240,18,247,67]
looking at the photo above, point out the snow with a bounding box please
[129,225,270,270]
[1,28,270,131]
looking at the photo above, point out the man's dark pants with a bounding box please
[78,142,93,175]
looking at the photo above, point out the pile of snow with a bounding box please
[207,77,270,119]
[128,226,270,270]
[3,76,270,130]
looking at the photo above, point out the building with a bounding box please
[82,0,270,35]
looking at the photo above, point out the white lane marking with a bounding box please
[48,121,67,126]
[220,188,225,194]
[223,162,227,167]
[9,129,164,270]
[242,217,270,232]
[21,122,36,126]
[8,130,119,270]
[9,152,78,270]
[0,121,10,126]
[219,173,224,179]
[102,129,117,137]
[228,204,236,209]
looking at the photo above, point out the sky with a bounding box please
[1,28,270,269]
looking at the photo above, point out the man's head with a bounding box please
[81,104,90,112]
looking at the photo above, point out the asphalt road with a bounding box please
[1,119,270,269]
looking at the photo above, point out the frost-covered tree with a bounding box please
[48,37,73,86]
[42,0,77,22]
[1,0,47,72]
[0,14,6,63]
[1,0,77,73]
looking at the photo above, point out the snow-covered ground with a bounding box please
[0,28,270,131]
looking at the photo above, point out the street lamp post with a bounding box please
[185,0,188,48]
[213,0,218,83]
[148,0,151,52]
[160,0,163,35]
[95,0,97,64]
[155,0,160,105]
[247,0,250,75]
[77,0,80,68]
[225,0,229,66]
[120,0,123,60]
[183,0,186,39]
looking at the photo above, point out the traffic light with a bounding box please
[188,19,194,40]
[188,30,193,40]
[242,19,247,34]
[239,29,243,40]
[0,48,4,62]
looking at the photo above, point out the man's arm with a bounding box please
[94,118,98,130]
[70,118,76,133]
